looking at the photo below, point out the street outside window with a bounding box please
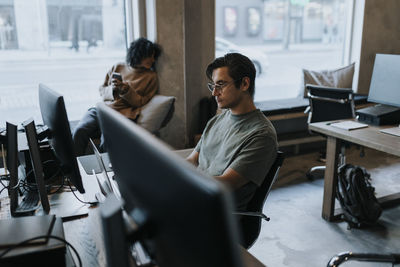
[0,0,126,127]
[216,0,352,103]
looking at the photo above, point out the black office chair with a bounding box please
[327,251,400,266]
[234,151,285,249]
[305,84,355,179]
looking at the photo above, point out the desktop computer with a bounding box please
[357,105,400,125]
[356,54,400,125]
[38,83,85,193]
[97,103,244,267]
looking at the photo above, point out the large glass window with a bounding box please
[216,0,352,102]
[0,0,127,127]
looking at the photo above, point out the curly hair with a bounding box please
[126,38,161,69]
[206,53,256,98]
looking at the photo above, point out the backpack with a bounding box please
[336,164,382,229]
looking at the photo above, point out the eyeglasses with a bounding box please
[207,79,241,93]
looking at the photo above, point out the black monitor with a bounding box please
[368,54,400,108]
[22,118,50,213]
[38,84,85,193]
[96,103,244,267]
[6,122,19,212]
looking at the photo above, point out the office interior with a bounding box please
[1,0,400,266]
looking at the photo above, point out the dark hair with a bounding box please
[206,53,256,98]
[126,37,161,69]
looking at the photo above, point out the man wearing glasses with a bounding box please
[186,53,277,212]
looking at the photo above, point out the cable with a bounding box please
[0,185,7,195]
[0,235,82,267]
[67,178,97,206]
[8,179,20,191]
[41,159,62,184]
[0,175,9,189]
[48,177,65,195]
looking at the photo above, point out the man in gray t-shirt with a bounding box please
[187,53,277,212]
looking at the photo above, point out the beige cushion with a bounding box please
[137,95,175,133]
[301,63,355,97]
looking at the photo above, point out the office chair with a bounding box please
[327,251,400,266]
[234,151,285,249]
[305,84,355,179]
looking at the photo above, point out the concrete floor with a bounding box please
[249,147,400,267]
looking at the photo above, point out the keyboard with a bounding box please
[14,191,40,215]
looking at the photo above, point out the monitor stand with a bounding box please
[356,104,400,125]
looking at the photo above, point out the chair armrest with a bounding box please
[233,211,270,221]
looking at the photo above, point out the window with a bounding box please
[215,0,353,103]
[0,0,127,127]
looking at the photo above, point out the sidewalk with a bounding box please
[0,46,124,63]
[249,42,342,54]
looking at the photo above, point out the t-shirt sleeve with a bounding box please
[229,134,277,186]
[194,136,202,152]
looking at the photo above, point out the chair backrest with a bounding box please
[307,84,355,124]
[240,151,285,249]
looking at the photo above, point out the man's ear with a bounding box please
[240,77,250,92]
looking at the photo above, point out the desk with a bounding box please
[64,210,266,267]
[69,161,266,266]
[0,161,266,266]
[309,120,400,222]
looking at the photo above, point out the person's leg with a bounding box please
[72,107,100,156]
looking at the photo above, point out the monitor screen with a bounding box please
[38,84,85,193]
[368,54,400,108]
[6,122,19,212]
[22,118,50,213]
[97,103,244,267]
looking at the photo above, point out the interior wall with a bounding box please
[184,0,215,147]
[156,0,214,149]
[156,0,186,149]
[356,0,400,95]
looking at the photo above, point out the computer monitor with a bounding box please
[6,122,19,212]
[38,84,85,193]
[368,54,400,108]
[96,103,244,267]
[22,118,50,213]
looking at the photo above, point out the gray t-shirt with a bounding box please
[195,109,277,211]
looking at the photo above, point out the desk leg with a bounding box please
[322,136,341,222]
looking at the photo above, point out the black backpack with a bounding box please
[336,164,382,229]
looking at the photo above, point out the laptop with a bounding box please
[78,152,112,175]
[89,139,120,202]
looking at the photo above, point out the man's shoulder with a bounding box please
[208,109,229,123]
[247,111,277,140]
[247,110,274,127]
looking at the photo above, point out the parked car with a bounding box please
[215,37,269,76]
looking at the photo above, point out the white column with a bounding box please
[14,0,48,50]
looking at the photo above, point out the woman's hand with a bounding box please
[112,79,129,94]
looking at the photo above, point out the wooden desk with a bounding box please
[0,158,265,266]
[64,209,266,267]
[62,161,267,267]
[309,120,400,222]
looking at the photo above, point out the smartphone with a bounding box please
[112,72,122,81]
